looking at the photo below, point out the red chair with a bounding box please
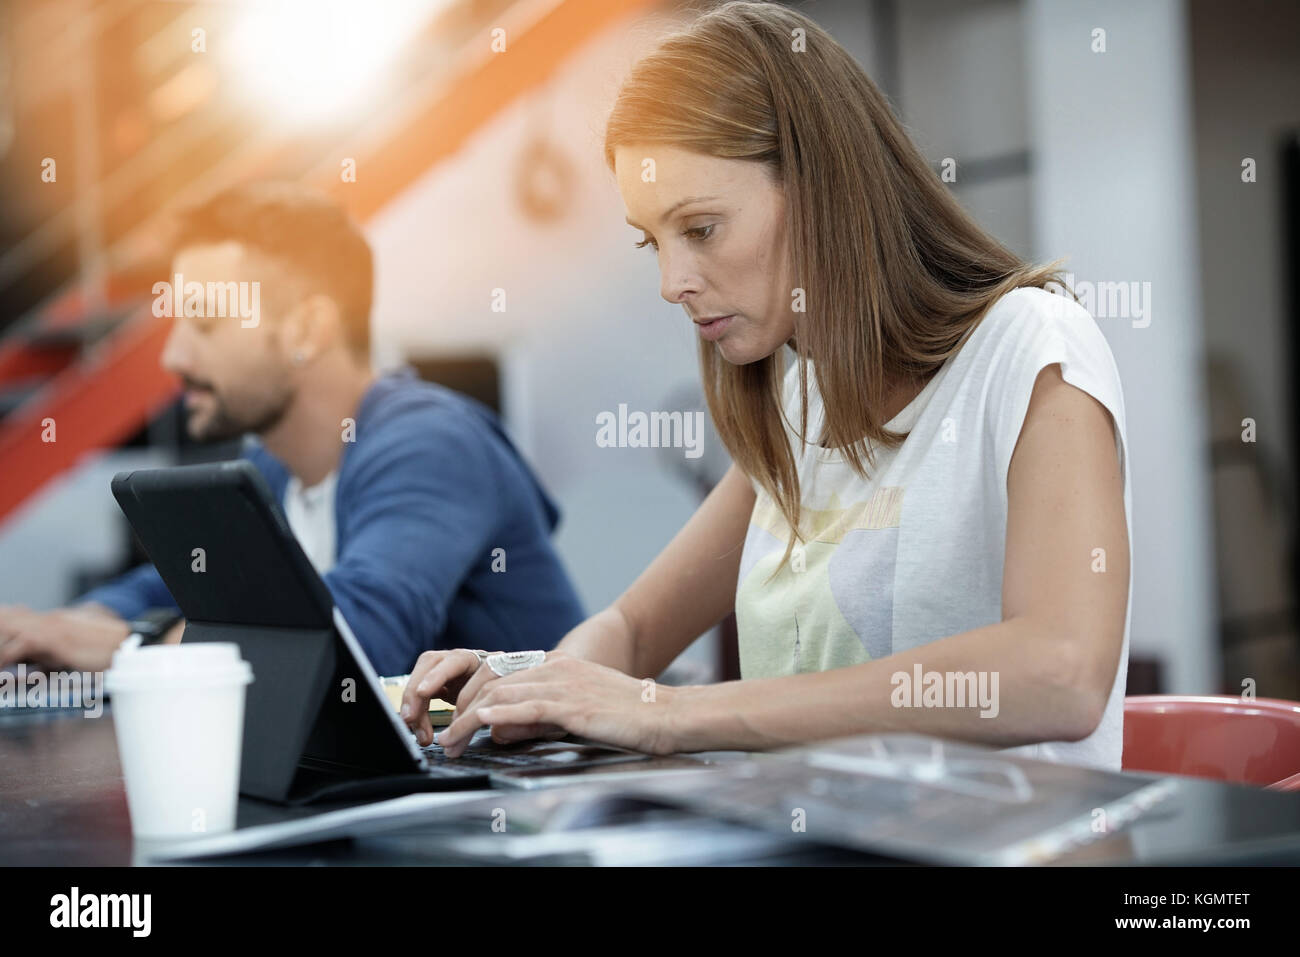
[1123,695,1300,791]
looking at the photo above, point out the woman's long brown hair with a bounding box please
[605,1,1071,567]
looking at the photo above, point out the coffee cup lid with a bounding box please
[105,642,253,692]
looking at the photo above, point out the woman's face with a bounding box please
[614,144,795,365]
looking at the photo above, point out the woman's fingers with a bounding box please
[416,650,476,697]
[401,651,477,744]
[400,652,441,723]
[490,721,567,744]
[477,702,571,744]
[451,662,497,715]
[0,635,29,668]
[435,704,489,758]
[437,681,544,755]
[453,651,564,716]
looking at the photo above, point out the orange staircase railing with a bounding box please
[0,0,661,526]
[0,309,176,521]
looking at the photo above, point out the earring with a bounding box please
[293,351,307,365]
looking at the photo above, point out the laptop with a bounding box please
[110,461,711,805]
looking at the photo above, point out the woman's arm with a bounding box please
[667,364,1129,752]
[434,462,759,748]
[557,462,756,677]
[436,365,1128,758]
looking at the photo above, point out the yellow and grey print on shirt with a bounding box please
[735,486,904,679]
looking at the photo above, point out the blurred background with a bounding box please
[0,0,1295,695]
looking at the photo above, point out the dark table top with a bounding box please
[3,707,1300,866]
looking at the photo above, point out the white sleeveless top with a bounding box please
[734,287,1132,770]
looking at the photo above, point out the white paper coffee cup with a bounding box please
[105,642,253,839]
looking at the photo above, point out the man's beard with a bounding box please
[187,387,292,442]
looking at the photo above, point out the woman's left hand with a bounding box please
[435,654,678,758]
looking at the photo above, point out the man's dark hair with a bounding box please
[168,181,373,355]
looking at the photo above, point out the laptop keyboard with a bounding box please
[418,728,647,778]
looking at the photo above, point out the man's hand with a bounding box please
[0,605,131,672]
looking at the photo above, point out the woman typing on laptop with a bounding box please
[402,2,1132,771]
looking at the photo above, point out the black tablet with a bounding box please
[110,461,469,803]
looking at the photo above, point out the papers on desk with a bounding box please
[137,790,494,863]
[625,733,1180,866]
[138,783,801,866]
[139,733,1181,866]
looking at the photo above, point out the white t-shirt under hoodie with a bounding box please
[734,286,1133,770]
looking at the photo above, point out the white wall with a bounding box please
[896,0,1035,258]
[1024,0,1219,693]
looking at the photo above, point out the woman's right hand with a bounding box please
[400,649,487,746]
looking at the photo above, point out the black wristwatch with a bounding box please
[127,609,183,646]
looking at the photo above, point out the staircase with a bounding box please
[0,0,660,523]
